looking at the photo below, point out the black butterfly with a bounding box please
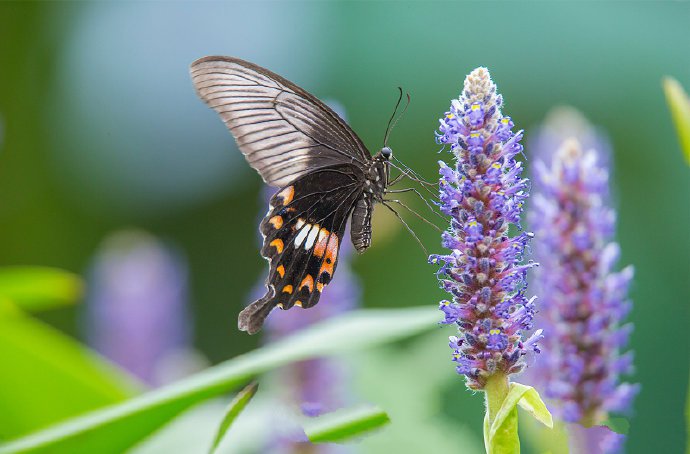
[191,56,399,335]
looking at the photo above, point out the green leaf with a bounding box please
[514,383,553,429]
[484,382,553,454]
[305,405,390,443]
[0,267,83,312]
[0,306,438,454]
[484,402,519,454]
[209,382,258,453]
[0,301,140,441]
[662,77,690,165]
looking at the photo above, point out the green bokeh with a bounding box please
[1,2,688,452]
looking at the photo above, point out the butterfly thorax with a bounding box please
[351,149,391,253]
[365,154,390,202]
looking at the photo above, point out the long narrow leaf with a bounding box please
[0,267,83,312]
[0,300,140,440]
[662,76,690,165]
[305,405,390,443]
[209,382,258,453]
[0,306,438,454]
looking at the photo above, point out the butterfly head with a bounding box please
[377,146,393,161]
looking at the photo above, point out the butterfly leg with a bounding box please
[383,198,443,233]
[385,187,444,220]
[382,202,430,256]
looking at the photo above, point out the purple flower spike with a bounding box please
[432,67,539,390]
[529,116,639,435]
[86,230,192,386]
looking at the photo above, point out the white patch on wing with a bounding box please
[295,218,306,230]
[304,224,320,250]
[294,224,310,247]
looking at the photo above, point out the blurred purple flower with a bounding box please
[568,424,625,454]
[86,230,195,386]
[430,67,541,390]
[530,106,613,168]
[529,110,639,451]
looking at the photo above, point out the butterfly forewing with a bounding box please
[190,56,371,187]
[238,165,364,334]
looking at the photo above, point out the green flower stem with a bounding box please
[485,373,510,429]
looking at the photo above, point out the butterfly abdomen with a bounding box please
[350,196,373,253]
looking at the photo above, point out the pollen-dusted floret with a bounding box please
[431,67,540,390]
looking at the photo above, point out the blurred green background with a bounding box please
[0,2,688,453]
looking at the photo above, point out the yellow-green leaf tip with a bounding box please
[662,76,690,165]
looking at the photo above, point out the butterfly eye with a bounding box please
[381,147,393,160]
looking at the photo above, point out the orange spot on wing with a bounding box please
[282,285,293,294]
[318,234,339,278]
[294,300,303,307]
[270,239,284,253]
[317,282,325,292]
[276,265,285,278]
[313,228,331,258]
[299,275,314,292]
[269,216,283,229]
[277,186,294,205]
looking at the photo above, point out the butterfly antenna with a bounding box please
[387,92,411,142]
[383,87,404,147]
[382,202,429,256]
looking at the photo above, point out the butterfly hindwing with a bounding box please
[238,165,364,334]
